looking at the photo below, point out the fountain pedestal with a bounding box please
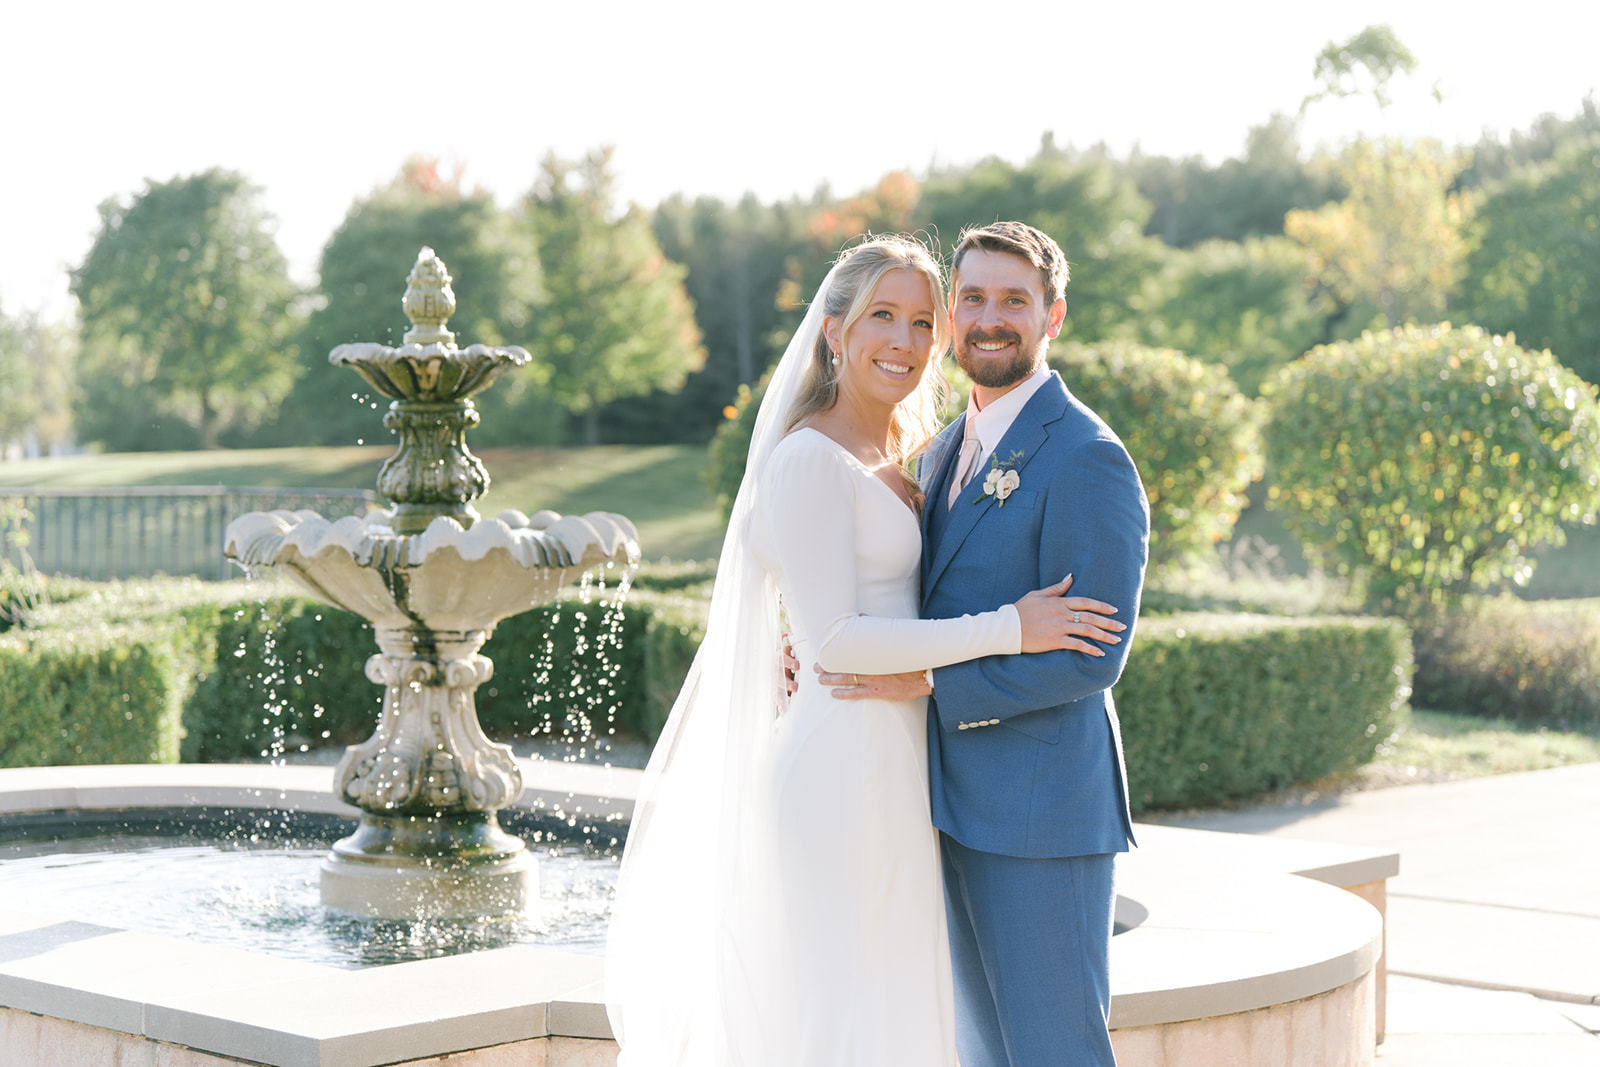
[321,628,534,919]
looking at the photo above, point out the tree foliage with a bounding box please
[0,307,76,452]
[1285,139,1470,329]
[1455,136,1600,386]
[1051,341,1263,573]
[642,193,811,443]
[1137,237,1329,395]
[915,139,1167,344]
[522,149,705,444]
[275,158,546,447]
[1262,323,1600,607]
[1130,115,1341,248]
[1303,23,1419,111]
[70,169,298,449]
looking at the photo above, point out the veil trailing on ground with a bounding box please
[604,261,843,1065]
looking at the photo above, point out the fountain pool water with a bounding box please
[0,808,619,969]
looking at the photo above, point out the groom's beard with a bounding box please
[956,328,1046,389]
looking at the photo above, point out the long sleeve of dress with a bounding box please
[758,432,1021,675]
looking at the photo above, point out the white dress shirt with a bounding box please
[960,364,1053,475]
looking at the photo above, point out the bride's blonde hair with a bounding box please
[783,235,951,491]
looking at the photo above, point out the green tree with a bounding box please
[1455,137,1600,386]
[1137,237,1330,395]
[1051,341,1263,573]
[1131,115,1342,248]
[0,307,76,453]
[1285,139,1471,330]
[1302,23,1419,111]
[1456,95,1599,193]
[1262,323,1600,607]
[522,148,705,444]
[70,169,299,449]
[275,158,546,447]
[641,192,811,442]
[915,138,1168,344]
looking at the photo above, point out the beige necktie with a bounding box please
[947,426,984,510]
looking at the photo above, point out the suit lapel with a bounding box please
[923,377,1069,605]
[919,417,966,545]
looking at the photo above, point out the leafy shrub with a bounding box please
[0,566,711,767]
[1411,596,1600,730]
[0,623,190,768]
[1051,341,1264,574]
[1118,613,1413,812]
[705,372,768,521]
[1262,323,1600,607]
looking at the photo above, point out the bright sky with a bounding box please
[5,0,1595,320]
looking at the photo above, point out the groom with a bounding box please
[821,221,1148,1065]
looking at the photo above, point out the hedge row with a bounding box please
[1411,596,1600,730]
[1118,613,1412,812]
[1,575,1415,817]
[0,574,700,767]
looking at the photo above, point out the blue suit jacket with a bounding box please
[920,371,1148,859]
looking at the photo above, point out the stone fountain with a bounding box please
[224,246,638,920]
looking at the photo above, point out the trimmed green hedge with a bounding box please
[1411,596,1600,731]
[0,572,702,768]
[2,574,1418,816]
[0,624,191,766]
[1118,613,1413,812]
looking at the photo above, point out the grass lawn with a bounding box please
[0,444,726,562]
[1359,708,1600,788]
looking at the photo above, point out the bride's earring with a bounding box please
[831,350,842,369]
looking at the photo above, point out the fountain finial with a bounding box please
[401,246,457,347]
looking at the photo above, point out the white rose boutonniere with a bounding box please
[973,449,1025,507]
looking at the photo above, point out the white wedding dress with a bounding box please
[605,255,1020,1067]
[735,428,1021,1065]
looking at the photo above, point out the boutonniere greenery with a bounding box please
[972,449,1025,507]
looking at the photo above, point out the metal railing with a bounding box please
[0,487,379,581]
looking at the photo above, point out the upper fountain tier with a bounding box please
[329,245,529,408]
[224,245,641,630]
[226,506,637,636]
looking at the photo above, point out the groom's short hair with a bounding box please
[952,222,1069,304]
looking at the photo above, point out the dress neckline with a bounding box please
[792,426,921,527]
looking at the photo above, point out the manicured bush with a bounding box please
[1051,341,1264,573]
[1117,613,1413,812]
[1411,596,1600,731]
[0,623,190,768]
[1262,323,1600,607]
[0,565,711,767]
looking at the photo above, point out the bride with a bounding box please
[605,235,1121,1065]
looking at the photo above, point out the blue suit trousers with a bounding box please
[940,833,1117,1066]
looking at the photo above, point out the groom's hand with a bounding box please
[814,664,932,701]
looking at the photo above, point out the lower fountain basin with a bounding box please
[1,810,616,969]
[0,762,1393,1067]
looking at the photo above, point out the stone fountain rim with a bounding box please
[0,762,1389,1064]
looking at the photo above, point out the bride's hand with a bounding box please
[1014,574,1125,655]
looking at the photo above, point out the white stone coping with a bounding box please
[0,763,1391,1064]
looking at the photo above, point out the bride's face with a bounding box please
[834,268,940,408]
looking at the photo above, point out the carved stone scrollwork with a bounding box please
[335,649,521,817]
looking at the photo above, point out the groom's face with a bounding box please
[949,248,1066,390]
